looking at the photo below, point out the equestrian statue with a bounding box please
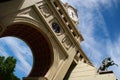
[97,57,118,72]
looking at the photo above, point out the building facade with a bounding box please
[0,0,117,80]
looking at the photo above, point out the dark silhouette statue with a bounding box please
[97,57,118,72]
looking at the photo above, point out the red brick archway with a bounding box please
[0,23,53,77]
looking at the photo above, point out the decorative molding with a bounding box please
[62,36,72,50]
[18,8,32,16]
[17,7,41,23]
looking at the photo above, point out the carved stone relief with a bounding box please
[39,4,52,18]
[62,36,72,50]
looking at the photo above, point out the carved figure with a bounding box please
[97,57,118,72]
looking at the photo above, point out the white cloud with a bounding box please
[106,35,120,78]
[0,47,9,57]
[72,0,109,64]
[61,0,118,9]
[61,0,120,79]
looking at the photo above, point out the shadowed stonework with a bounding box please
[0,24,53,77]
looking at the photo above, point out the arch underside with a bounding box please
[0,24,53,77]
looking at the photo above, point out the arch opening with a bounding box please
[0,36,33,79]
[0,24,53,77]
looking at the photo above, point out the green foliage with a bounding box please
[0,56,20,80]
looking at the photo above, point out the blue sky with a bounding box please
[0,0,120,79]
[0,37,33,79]
[61,0,120,79]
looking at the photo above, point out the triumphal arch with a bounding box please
[0,0,117,80]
